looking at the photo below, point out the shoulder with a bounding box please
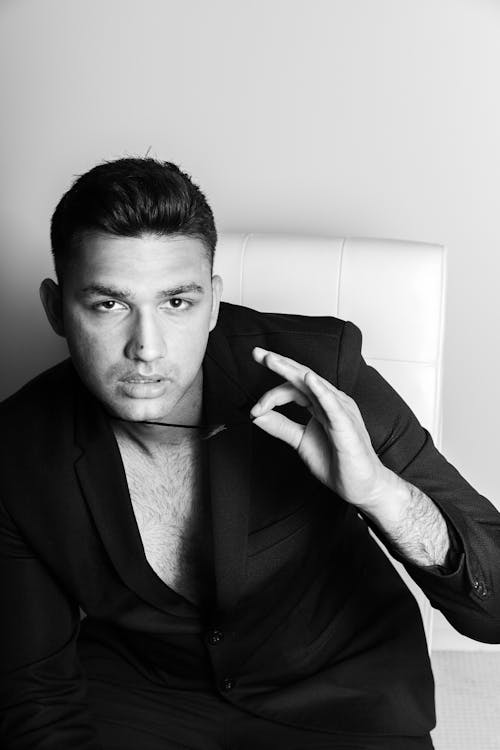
[217,301,345,338]
[216,302,363,392]
[0,358,76,446]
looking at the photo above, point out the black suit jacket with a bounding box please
[1,302,499,748]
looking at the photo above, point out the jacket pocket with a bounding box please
[247,504,312,557]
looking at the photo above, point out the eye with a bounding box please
[164,298,191,310]
[93,300,126,312]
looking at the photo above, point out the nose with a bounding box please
[125,310,166,363]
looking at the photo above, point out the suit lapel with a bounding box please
[203,326,255,617]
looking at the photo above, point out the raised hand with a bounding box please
[250,347,394,510]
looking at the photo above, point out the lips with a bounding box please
[121,375,165,383]
[119,375,169,399]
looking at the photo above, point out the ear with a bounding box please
[209,274,223,332]
[39,278,66,337]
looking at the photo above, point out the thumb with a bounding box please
[252,411,305,451]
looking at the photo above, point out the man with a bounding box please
[0,158,498,750]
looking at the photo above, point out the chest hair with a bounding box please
[115,433,213,606]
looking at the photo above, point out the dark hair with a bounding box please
[50,157,217,280]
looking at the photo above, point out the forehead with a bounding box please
[66,233,211,289]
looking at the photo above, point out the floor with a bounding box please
[431,651,500,750]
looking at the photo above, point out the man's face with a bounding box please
[43,233,222,423]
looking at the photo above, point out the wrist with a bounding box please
[356,467,409,523]
[357,469,451,567]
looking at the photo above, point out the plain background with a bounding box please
[0,0,499,650]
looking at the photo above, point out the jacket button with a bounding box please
[207,629,224,645]
[221,677,235,691]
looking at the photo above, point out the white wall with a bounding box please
[1,0,499,649]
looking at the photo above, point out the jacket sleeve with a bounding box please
[0,497,102,749]
[337,319,500,644]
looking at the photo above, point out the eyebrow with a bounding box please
[79,283,205,300]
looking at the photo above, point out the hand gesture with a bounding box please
[250,347,392,509]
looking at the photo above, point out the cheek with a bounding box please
[171,326,209,377]
[65,319,117,372]
[181,322,210,357]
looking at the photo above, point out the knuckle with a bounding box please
[342,393,357,409]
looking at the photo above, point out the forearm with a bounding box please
[361,469,451,568]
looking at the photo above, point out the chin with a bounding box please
[100,395,172,423]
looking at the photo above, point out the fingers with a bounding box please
[252,346,348,401]
[251,375,337,432]
[303,370,344,430]
[250,368,342,441]
[251,383,311,418]
[305,370,364,443]
[251,347,360,442]
[251,410,306,451]
[252,347,313,394]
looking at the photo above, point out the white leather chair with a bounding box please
[214,232,448,652]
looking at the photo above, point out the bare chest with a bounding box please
[115,435,213,606]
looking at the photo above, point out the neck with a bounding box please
[112,419,203,450]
